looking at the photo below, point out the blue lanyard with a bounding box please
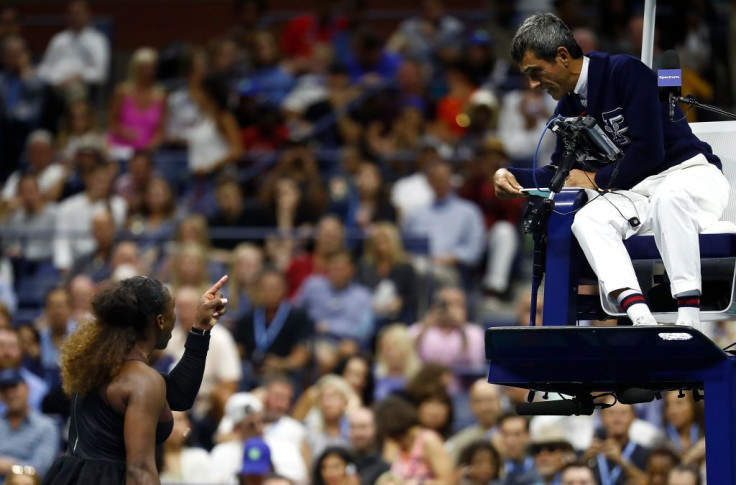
[597,441,637,485]
[505,456,534,476]
[666,424,699,451]
[253,303,291,351]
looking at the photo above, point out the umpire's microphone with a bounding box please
[657,50,682,121]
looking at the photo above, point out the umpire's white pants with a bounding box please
[571,155,729,307]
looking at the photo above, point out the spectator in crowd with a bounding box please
[645,447,681,485]
[331,163,397,230]
[165,47,207,146]
[373,324,420,401]
[456,441,502,485]
[458,88,500,157]
[157,214,225,282]
[260,374,307,447]
[37,0,110,99]
[301,63,362,149]
[164,286,241,450]
[497,413,536,485]
[296,249,374,351]
[211,392,307,484]
[447,381,503,462]
[234,269,313,379]
[113,149,153,218]
[67,209,116,282]
[187,72,243,177]
[459,138,525,302]
[240,437,274,485]
[36,288,75,389]
[348,407,390,485]
[528,426,576,485]
[667,465,700,485]
[16,325,42,380]
[53,160,126,273]
[313,446,360,485]
[3,175,58,267]
[108,240,144,280]
[0,368,59,478]
[169,243,212,295]
[433,62,478,143]
[57,100,101,163]
[497,86,556,166]
[345,29,402,85]
[662,392,704,463]
[409,286,485,370]
[108,47,166,158]
[58,135,106,199]
[387,0,464,69]
[366,97,427,162]
[390,139,441,220]
[183,73,243,215]
[584,403,648,485]
[259,175,320,232]
[286,215,345,297]
[2,130,66,205]
[126,176,178,265]
[0,36,47,180]
[402,161,485,288]
[159,411,215,484]
[243,30,295,107]
[208,38,244,94]
[375,395,453,485]
[304,375,355,460]
[415,389,454,441]
[67,274,94,323]
[225,243,264,324]
[0,328,48,415]
[559,462,599,485]
[280,0,347,68]
[208,179,264,250]
[335,354,374,407]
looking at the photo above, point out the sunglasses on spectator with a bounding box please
[530,443,568,454]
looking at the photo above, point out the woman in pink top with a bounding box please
[376,396,454,485]
[108,47,166,154]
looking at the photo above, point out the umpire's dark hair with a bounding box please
[511,13,583,64]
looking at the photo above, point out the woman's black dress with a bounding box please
[42,331,210,484]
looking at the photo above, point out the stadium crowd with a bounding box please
[0,0,734,484]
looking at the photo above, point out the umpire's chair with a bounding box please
[485,121,736,484]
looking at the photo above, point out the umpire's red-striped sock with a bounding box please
[617,289,656,325]
[677,295,701,325]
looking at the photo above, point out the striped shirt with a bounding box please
[0,410,59,477]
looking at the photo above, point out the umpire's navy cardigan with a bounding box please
[509,52,722,191]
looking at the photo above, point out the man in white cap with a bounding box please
[211,393,307,485]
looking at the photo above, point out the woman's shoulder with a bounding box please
[109,360,166,400]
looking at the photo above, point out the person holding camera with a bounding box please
[408,287,485,370]
[493,13,729,330]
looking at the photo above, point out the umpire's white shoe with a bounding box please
[633,315,659,326]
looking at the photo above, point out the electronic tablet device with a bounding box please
[519,188,551,198]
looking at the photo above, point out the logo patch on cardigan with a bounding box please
[602,108,631,146]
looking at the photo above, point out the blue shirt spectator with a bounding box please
[402,162,485,267]
[0,369,60,478]
[296,250,374,347]
[0,329,49,415]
